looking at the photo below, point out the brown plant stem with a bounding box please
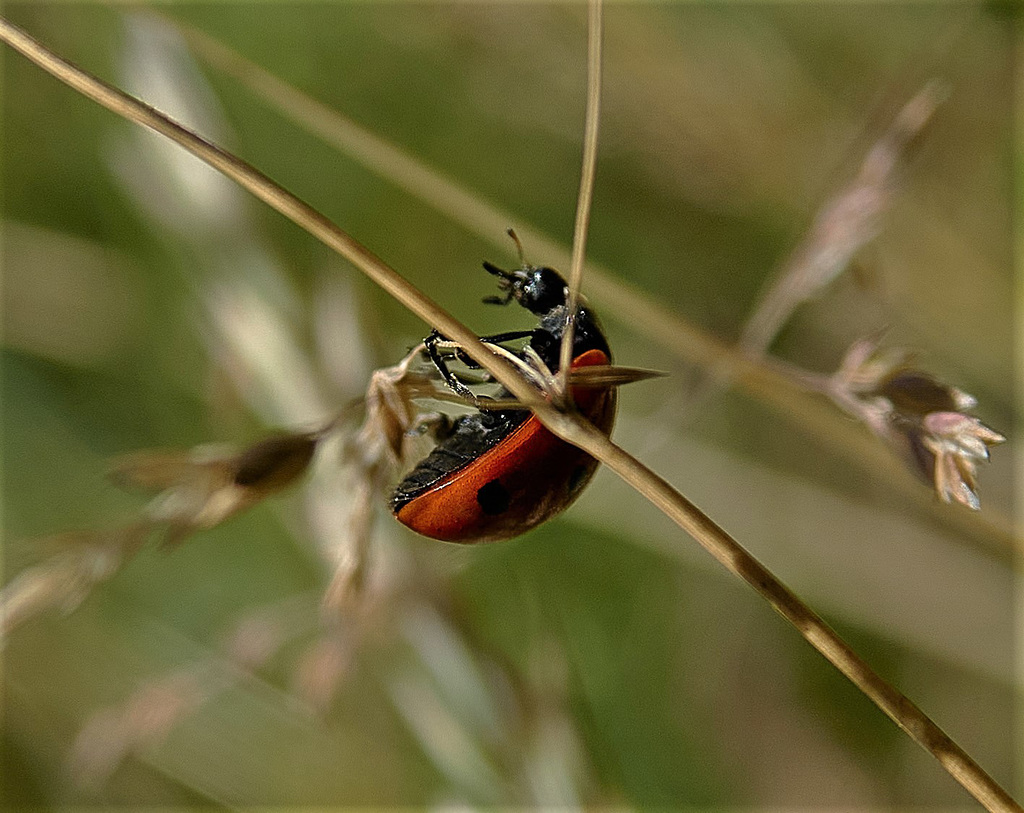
[558,0,603,397]
[157,11,1017,557]
[558,420,1019,813]
[0,16,1016,812]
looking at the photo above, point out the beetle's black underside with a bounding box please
[391,408,528,512]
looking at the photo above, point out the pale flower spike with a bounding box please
[921,412,1006,510]
[112,431,320,546]
[830,336,1005,510]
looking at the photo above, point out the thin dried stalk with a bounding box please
[0,16,1017,812]
[558,0,604,396]
[69,593,322,787]
[681,83,945,418]
[740,82,946,355]
[0,526,143,639]
[0,18,525,408]
[158,11,1016,555]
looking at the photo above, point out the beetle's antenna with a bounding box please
[482,261,514,305]
[482,260,509,280]
[506,228,527,267]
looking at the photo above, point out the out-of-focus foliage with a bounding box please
[2,3,1015,808]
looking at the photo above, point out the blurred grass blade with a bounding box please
[740,82,946,355]
[159,11,1017,555]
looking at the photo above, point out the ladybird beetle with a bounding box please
[391,262,617,543]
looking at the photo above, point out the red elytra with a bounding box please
[394,348,616,543]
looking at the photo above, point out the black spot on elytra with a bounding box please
[476,478,510,515]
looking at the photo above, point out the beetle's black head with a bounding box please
[482,262,567,316]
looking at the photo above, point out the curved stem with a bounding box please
[151,8,1016,555]
[0,16,1017,812]
[560,422,1018,813]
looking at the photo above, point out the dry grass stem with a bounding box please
[0,14,1016,812]
[0,428,328,639]
[682,81,942,412]
[68,593,323,787]
[0,527,142,639]
[566,421,1018,813]
[558,0,604,395]
[157,12,1016,555]
[740,82,946,355]
[0,17,529,412]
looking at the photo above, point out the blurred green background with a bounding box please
[2,3,1017,808]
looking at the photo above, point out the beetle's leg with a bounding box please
[424,330,479,403]
[453,330,538,370]
[479,329,539,345]
[424,329,546,405]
